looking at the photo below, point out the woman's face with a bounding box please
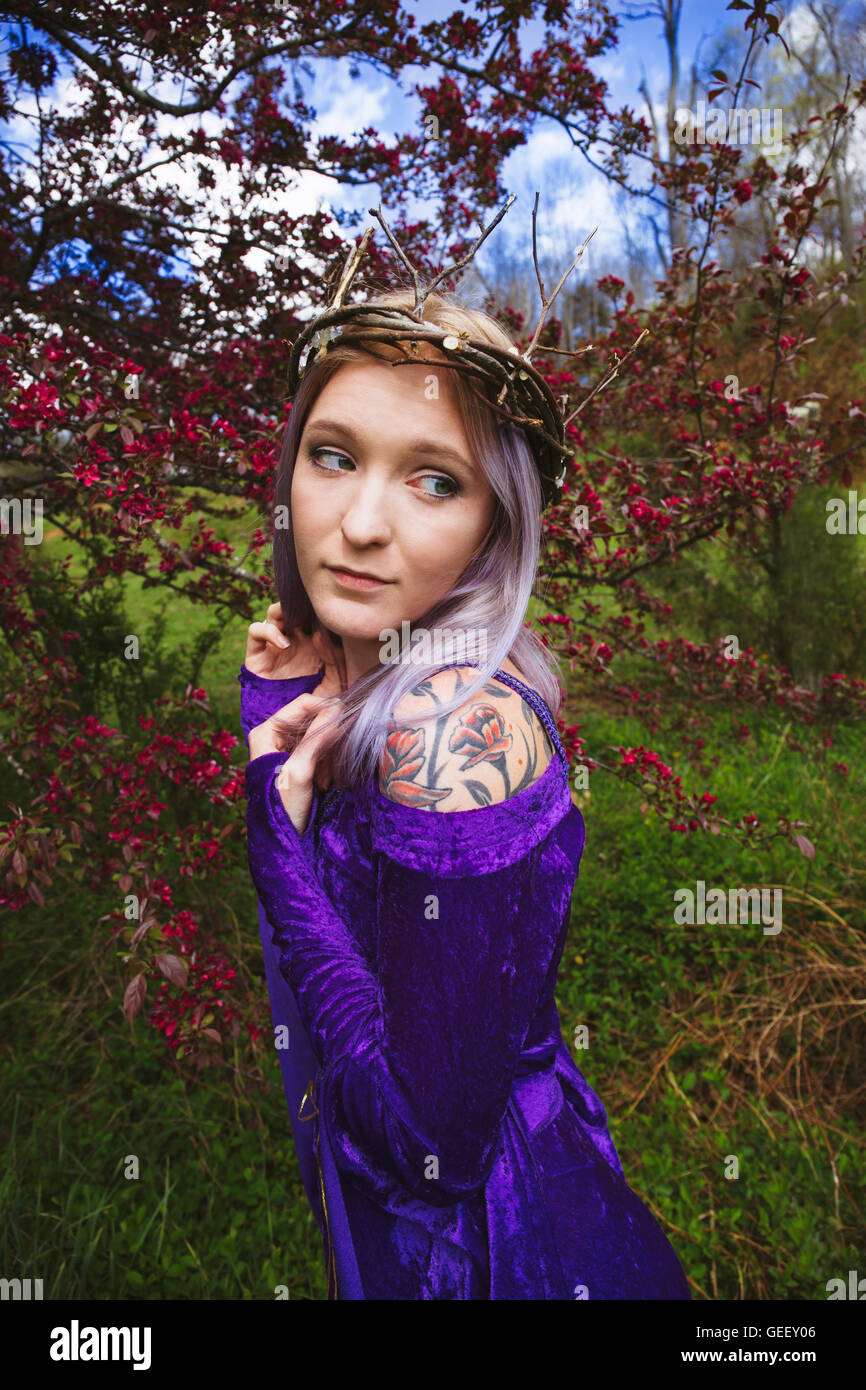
[291,354,496,685]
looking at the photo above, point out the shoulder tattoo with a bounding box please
[379,669,554,810]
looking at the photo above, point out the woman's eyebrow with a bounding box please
[304,418,473,471]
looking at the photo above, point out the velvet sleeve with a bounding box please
[243,750,578,1204]
[237,661,325,743]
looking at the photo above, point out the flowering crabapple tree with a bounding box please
[0,0,863,1064]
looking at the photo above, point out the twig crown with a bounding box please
[285,195,644,510]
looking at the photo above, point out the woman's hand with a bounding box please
[246,616,348,833]
[248,692,344,833]
[244,601,347,687]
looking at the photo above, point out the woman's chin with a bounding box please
[313,606,398,646]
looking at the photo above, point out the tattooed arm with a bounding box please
[379,667,555,811]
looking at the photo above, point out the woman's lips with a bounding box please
[327,567,392,591]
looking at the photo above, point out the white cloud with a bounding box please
[304,58,395,141]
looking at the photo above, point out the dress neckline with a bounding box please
[363,746,584,876]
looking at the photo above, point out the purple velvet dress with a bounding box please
[240,661,690,1301]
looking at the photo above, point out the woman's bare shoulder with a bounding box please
[381,664,554,811]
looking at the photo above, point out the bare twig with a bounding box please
[331,226,376,309]
[414,193,518,312]
[563,329,649,427]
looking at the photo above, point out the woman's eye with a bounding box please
[310,448,353,472]
[308,450,457,500]
[416,474,458,500]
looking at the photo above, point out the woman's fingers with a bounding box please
[246,607,349,688]
[265,693,342,762]
[245,603,295,662]
[285,716,335,779]
[272,699,343,830]
[247,691,326,760]
[247,619,291,650]
[270,691,333,732]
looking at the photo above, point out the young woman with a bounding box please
[240,287,690,1300]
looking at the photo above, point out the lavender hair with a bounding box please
[272,287,565,792]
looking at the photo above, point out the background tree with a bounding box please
[0,0,864,1065]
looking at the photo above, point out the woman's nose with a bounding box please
[338,476,392,544]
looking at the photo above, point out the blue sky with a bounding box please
[287,0,800,279]
[4,2,854,296]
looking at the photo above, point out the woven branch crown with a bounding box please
[286,195,597,511]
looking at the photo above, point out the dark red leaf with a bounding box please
[123,972,147,1024]
[156,952,188,987]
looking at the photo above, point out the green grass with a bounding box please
[555,705,865,1300]
[1,888,328,1300]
